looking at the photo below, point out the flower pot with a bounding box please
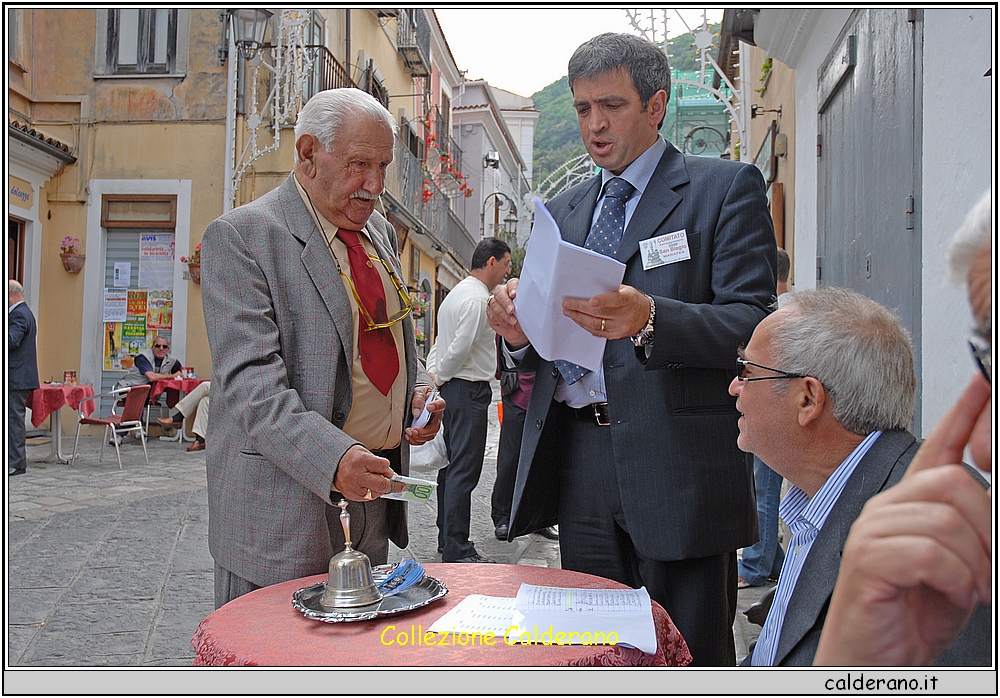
[187,262,201,284]
[60,253,85,273]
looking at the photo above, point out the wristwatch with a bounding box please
[632,295,656,347]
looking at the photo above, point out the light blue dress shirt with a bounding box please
[548,137,667,408]
[751,430,883,666]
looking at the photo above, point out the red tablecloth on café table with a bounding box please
[29,384,96,428]
[191,563,691,667]
[149,378,206,400]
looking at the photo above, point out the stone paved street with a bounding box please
[6,390,763,667]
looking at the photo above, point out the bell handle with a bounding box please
[337,499,353,549]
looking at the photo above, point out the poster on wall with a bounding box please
[102,288,128,323]
[121,290,149,360]
[104,322,126,370]
[113,262,132,288]
[146,290,173,330]
[138,233,175,289]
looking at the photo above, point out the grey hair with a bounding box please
[567,33,671,109]
[769,287,916,435]
[947,190,992,285]
[9,279,24,297]
[293,88,396,163]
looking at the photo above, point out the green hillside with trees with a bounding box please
[530,25,720,186]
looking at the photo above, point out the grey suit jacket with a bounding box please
[761,429,991,667]
[201,174,423,588]
[509,141,777,561]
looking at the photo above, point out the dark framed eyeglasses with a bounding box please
[153,343,169,349]
[969,333,992,384]
[339,253,414,332]
[736,357,809,383]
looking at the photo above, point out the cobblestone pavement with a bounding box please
[6,391,763,667]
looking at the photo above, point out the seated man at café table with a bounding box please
[731,286,989,666]
[157,380,211,452]
[117,334,183,389]
[113,334,182,442]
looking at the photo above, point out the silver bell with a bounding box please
[320,500,383,609]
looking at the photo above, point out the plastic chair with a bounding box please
[71,384,151,469]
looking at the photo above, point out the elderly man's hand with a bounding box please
[333,445,407,501]
[405,384,445,446]
[561,284,650,340]
[486,278,529,350]
[814,377,992,666]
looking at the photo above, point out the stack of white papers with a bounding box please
[514,199,626,372]
[428,584,657,655]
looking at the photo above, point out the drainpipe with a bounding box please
[223,19,237,213]
[345,9,351,78]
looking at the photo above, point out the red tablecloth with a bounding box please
[148,378,206,408]
[149,378,206,400]
[191,564,692,667]
[29,384,96,427]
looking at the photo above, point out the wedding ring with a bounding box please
[601,318,606,331]
[487,294,495,306]
[364,488,373,501]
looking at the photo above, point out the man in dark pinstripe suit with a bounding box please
[487,34,776,665]
[202,89,442,607]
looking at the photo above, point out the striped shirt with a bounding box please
[751,430,883,666]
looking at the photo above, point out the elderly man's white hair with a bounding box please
[947,191,992,284]
[293,88,396,163]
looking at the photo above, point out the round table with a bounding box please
[149,377,206,404]
[149,378,206,443]
[191,564,691,667]
[28,383,96,462]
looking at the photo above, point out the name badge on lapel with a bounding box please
[639,229,692,270]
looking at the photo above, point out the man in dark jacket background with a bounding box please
[9,279,39,476]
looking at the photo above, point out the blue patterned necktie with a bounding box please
[555,177,636,385]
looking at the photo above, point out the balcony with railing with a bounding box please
[386,141,477,268]
[396,9,430,77]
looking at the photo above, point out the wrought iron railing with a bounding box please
[386,141,476,268]
[396,9,430,77]
[305,45,354,98]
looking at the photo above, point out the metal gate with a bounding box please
[816,8,923,427]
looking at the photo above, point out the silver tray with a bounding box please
[292,565,448,623]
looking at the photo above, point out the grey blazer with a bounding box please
[759,429,991,666]
[201,174,424,588]
[509,141,777,561]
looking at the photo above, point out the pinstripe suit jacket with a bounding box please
[509,142,777,561]
[201,174,422,588]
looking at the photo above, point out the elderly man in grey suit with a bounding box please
[202,88,443,607]
[732,287,989,666]
[487,33,776,665]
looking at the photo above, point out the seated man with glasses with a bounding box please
[117,334,183,389]
[730,286,989,666]
[816,191,992,666]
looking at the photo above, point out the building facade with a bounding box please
[7,8,529,430]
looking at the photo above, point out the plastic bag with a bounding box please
[408,425,448,472]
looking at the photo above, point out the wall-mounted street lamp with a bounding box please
[481,191,518,239]
[218,8,273,64]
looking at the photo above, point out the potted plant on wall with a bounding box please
[59,236,85,273]
[181,243,201,284]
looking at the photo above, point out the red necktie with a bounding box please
[336,229,399,396]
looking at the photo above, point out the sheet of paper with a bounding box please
[514,198,626,372]
[509,584,657,655]
[427,594,515,635]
